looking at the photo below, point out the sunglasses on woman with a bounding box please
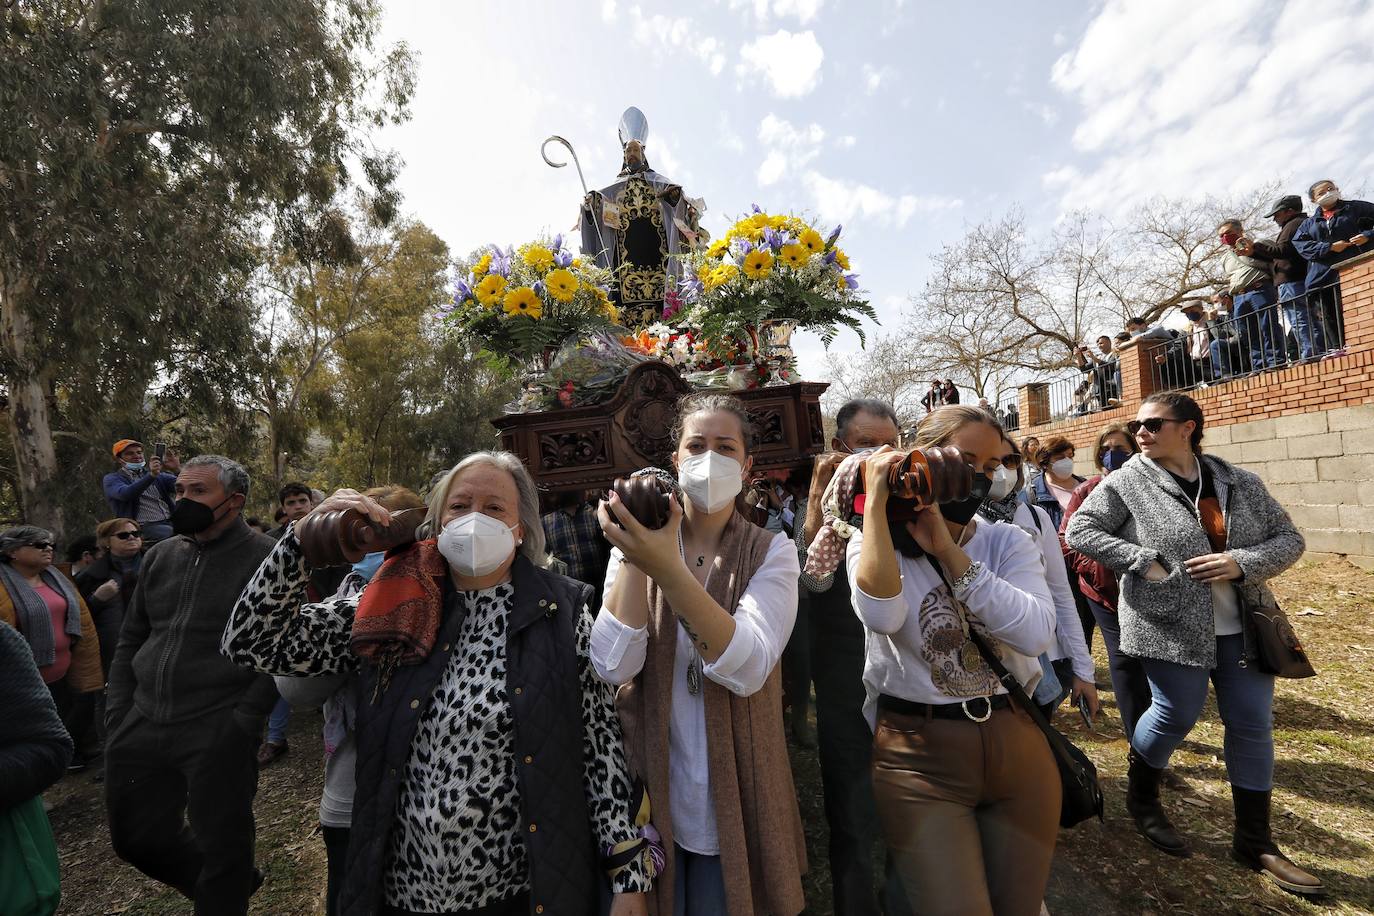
[1000,453,1024,470]
[1126,417,1183,436]
[28,541,55,551]
[113,531,143,541]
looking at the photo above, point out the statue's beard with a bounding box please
[620,153,650,175]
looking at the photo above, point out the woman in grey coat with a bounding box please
[1065,392,1322,897]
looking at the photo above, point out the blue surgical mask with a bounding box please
[124,461,146,473]
[1102,448,1132,473]
[352,551,385,581]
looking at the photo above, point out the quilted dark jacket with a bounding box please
[341,555,598,916]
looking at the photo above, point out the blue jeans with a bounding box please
[672,845,727,915]
[1280,284,1324,361]
[1132,634,1275,791]
[266,696,291,745]
[1233,286,1280,371]
[1087,599,1152,743]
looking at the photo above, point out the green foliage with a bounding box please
[0,0,415,535]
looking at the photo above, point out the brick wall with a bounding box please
[1016,249,1374,568]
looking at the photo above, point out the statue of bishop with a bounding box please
[580,107,706,328]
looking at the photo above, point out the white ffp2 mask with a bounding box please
[437,512,518,577]
[1050,457,1076,479]
[678,451,744,513]
[986,465,1015,501]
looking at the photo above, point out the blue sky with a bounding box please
[378,0,1374,381]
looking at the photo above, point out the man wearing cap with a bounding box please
[1249,195,1320,361]
[1216,218,1279,372]
[1293,179,1374,354]
[102,440,179,544]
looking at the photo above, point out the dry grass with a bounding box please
[49,558,1374,915]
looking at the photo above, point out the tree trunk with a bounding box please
[0,272,64,539]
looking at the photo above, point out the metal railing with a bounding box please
[995,395,1020,431]
[1046,366,1121,422]
[1147,283,1346,394]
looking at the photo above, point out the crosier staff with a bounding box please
[542,134,608,262]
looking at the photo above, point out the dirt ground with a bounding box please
[47,557,1374,915]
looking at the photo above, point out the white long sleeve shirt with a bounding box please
[846,519,1056,728]
[1012,502,1094,682]
[590,533,799,854]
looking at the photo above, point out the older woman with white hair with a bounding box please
[222,452,653,916]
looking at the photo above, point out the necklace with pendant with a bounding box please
[683,545,712,696]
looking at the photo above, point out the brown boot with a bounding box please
[1126,749,1189,857]
[1231,786,1325,897]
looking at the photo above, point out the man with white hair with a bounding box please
[104,455,276,915]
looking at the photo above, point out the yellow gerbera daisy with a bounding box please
[503,286,543,318]
[743,249,774,279]
[836,275,850,293]
[835,249,851,270]
[749,212,771,230]
[706,238,728,259]
[780,243,808,268]
[601,301,620,322]
[475,274,507,307]
[522,245,554,273]
[707,264,738,290]
[697,263,714,284]
[799,229,824,253]
[546,268,578,302]
[471,253,493,278]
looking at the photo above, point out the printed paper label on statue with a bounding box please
[601,200,625,230]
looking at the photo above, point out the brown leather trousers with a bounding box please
[872,703,1060,916]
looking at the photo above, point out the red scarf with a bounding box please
[351,539,446,671]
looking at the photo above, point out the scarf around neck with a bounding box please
[0,562,82,667]
[616,510,807,916]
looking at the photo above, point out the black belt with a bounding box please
[878,693,1010,723]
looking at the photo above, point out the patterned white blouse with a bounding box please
[221,532,652,910]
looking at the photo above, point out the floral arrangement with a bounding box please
[622,322,796,389]
[441,235,620,369]
[675,206,876,346]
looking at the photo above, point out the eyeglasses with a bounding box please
[113,531,143,541]
[28,542,55,551]
[1126,417,1183,436]
[1001,454,1024,470]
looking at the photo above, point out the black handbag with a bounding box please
[968,628,1104,828]
[1244,591,1316,679]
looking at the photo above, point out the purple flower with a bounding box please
[761,228,782,250]
[552,233,563,251]
[490,245,512,278]
[554,248,573,268]
[453,278,473,302]
[732,238,753,259]
[823,250,838,265]
[533,281,546,297]
[827,224,843,244]
[751,202,763,214]
[843,273,860,290]
[678,276,703,302]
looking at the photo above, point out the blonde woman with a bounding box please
[847,406,1059,915]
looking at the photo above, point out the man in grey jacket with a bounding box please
[104,455,276,916]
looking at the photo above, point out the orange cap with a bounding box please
[112,439,142,459]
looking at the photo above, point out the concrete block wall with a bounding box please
[1016,250,1374,567]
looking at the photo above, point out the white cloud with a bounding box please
[727,0,825,25]
[836,134,857,148]
[738,30,824,98]
[758,150,789,186]
[717,114,745,153]
[755,114,825,186]
[861,63,894,95]
[601,0,616,22]
[1047,0,1374,213]
[627,6,727,76]
[802,172,961,229]
[1023,102,1058,126]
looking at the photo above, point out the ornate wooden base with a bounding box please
[492,361,829,491]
